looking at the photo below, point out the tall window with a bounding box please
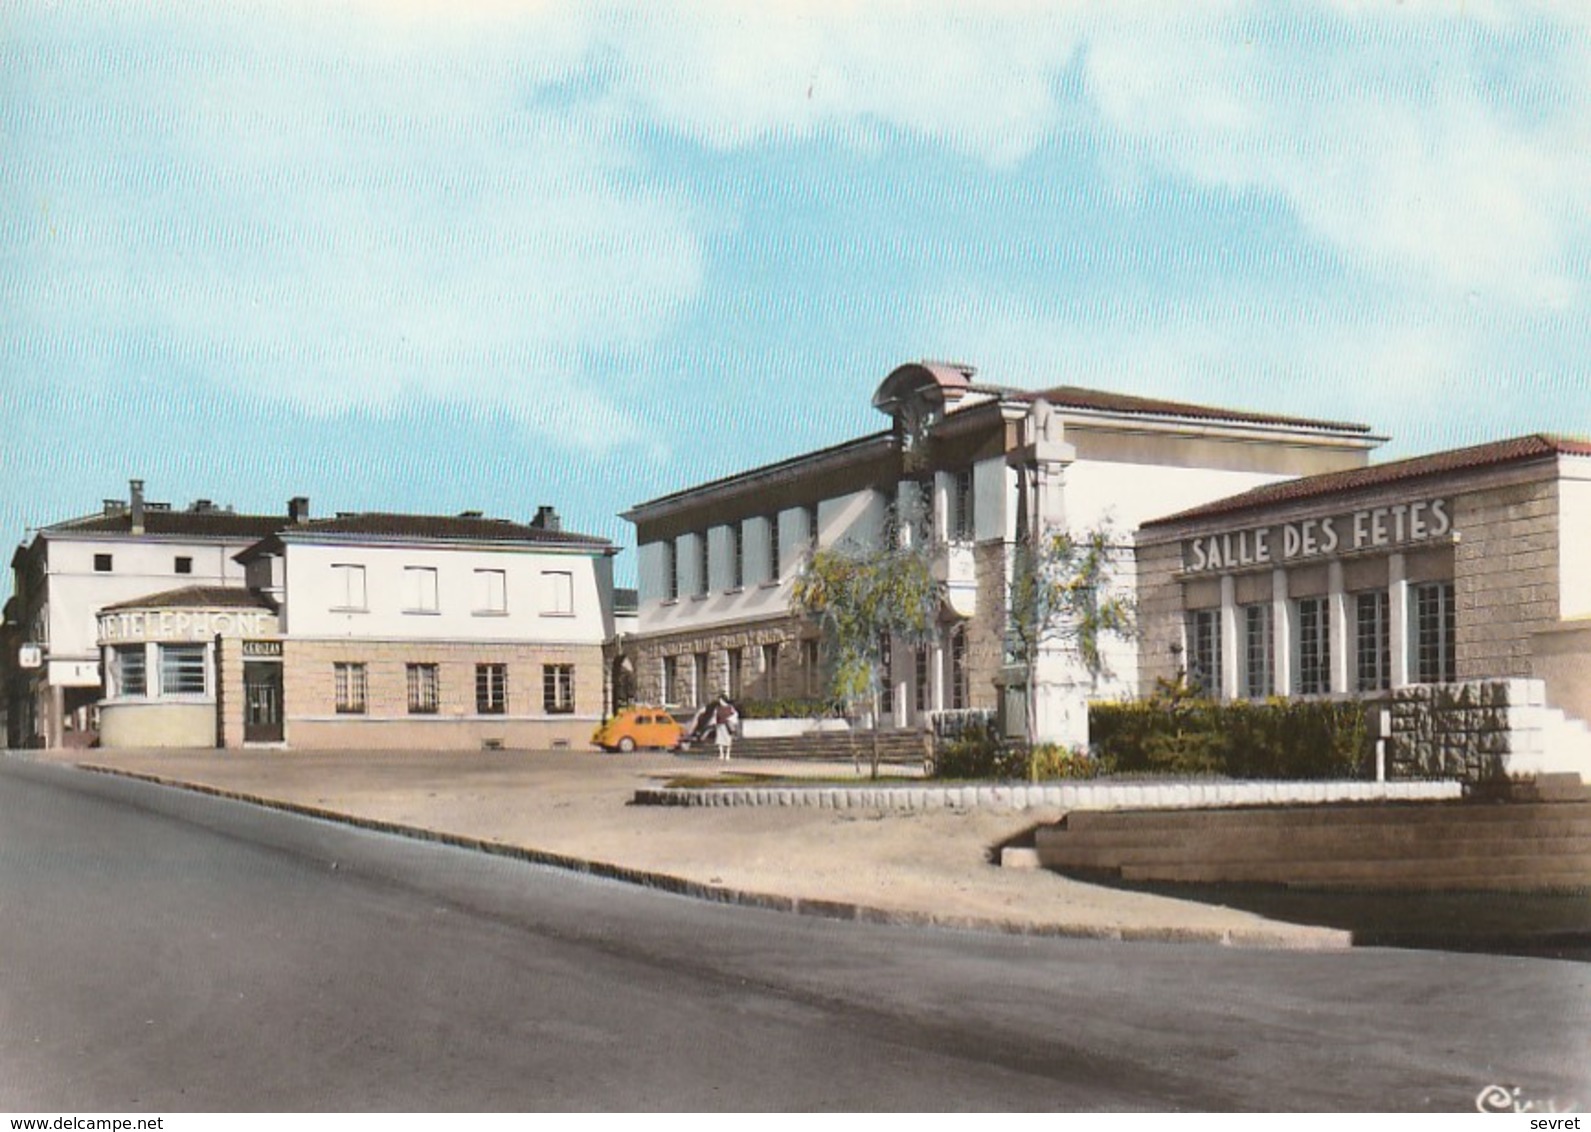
[1355,591,1391,693]
[542,570,574,616]
[914,646,930,713]
[403,567,439,614]
[696,533,709,597]
[730,522,744,589]
[543,664,574,714]
[1414,582,1457,683]
[803,638,821,696]
[761,642,779,695]
[949,625,968,710]
[115,646,147,697]
[663,656,679,705]
[334,663,367,714]
[727,648,743,699]
[805,505,820,552]
[1242,604,1272,699]
[693,652,710,703]
[1186,610,1222,697]
[952,469,975,541]
[878,634,893,714]
[664,540,679,601]
[406,663,439,714]
[1295,598,1331,695]
[474,569,507,615]
[159,644,206,696]
[332,564,366,611]
[766,516,780,584]
[476,664,507,714]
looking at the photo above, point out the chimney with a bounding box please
[190,499,213,513]
[531,505,561,532]
[103,499,124,516]
[288,496,310,524]
[129,479,145,535]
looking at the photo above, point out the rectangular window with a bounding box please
[174,556,193,575]
[334,663,367,714]
[406,663,439,714]
[1242,604,1272,699]
[727,647,743,700]
[663,656,679,706]
[332,564,367,611]
[949,625,968,710]
[915,646,930,713]
[543,664,574,714]
[474,569,507,615]
[767,516,781,584]
[403,567,439,614]
[159,644,206,696]
[761,642,779,694]
[803,638,821,697]
[806,505,820,552]
[94,553,113,573]
[696,534,710,597]
[1186,610,1222,697]
[730,521,744,589]
[664,541,679,601]
[542,570,574,616]
[115,646,147,697]
[693,652,710,703]
[1295,598,1331,695]
[952,469,975,541]
[1414,582,1457,684]
[878,635,893,714]
[1355,591,1391,693]
[476,663,507,715]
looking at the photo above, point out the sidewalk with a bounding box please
[20,745,1576,952]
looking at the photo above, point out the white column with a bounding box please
[1220,575,1240,702]
[1271,567,1292,696]
[1328,560,1349,696]
[930,630,946,713]
[1388,552,1410,688]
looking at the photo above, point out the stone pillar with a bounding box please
[1389,552,1410,689]
[1328,560,1349,696]
[1220,575,1239,702]
[1271,567,1292,696]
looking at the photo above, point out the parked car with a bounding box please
[591,707,685,753]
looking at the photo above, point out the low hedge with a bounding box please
[737,696,842,720]
[1089,697,1372,779]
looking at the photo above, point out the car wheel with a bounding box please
[618,737,636,753]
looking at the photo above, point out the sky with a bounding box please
[4,0,1590,594]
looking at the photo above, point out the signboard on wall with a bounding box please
[1182,498,1452,575]
[98,608,277,644]
[18,643,42,669]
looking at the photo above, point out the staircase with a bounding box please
[1034,788,1591,892]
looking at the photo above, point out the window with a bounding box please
[693,652,710,703]
[543,664,574,714]
[1355,591,1391,693]
[761,642,779,694]
[1413,582,1457,684]
[403,567,439,614]
[952,469,975,541]
[664,541,679,601]
[949,625,968,710]
[730,521,744,589]
[696,534,710,597]
[406,663,439,714]
[94,553,112,573]
[332,564,367,611]
[474,569,507,615]
[476,664,507,714]
[878,635,893,714]
[915,646,930,713]
[1295,598,1331,695]
[1186,609,1222,697]
[115,646,147,697]
[803,638,821,696]
[542,570,574,616]
[663,656,679,706]
[159,644,206,696]
[727,647,743,699]
[806,505,820,552]
[334,663,367,714]
[174,556,193,575]
[766,516,780,583]
[1242,604,1272,699]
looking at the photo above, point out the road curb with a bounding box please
[74,761,1353,951]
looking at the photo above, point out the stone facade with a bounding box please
[629,614,819,709]
[1452,474,1560,681]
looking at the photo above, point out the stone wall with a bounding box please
[628,615,817,708]
[966,540,1008,712]
[1385,678,1547,784]
[1134,537,1188,693]
[1453,476,1560,681]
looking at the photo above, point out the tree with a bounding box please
[1006,523,1136,748]
[790,506,943,778]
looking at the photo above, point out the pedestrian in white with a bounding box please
[713,693,738,761]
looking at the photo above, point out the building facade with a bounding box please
[620,361,1381,742]
[1135,434,1591,733]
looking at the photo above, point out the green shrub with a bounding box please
[737,696,840,720]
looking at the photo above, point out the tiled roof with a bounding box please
[101,585,277,612]
[46,510,287,540]
[275,512,610,548]
[1010,385,1373,434]
[1144,433,1591,529]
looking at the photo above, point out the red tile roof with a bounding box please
[1008,384,1373,434]
[1144,433,1591,528]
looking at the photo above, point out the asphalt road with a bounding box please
[2,758,1587,1112]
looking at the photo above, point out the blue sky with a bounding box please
[5,1,1590,593]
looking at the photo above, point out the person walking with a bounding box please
[713,693,738,761]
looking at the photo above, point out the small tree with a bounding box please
[790,507,942,778]
[1007,523,1136,747]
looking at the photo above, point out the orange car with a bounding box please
[592,707,685,753]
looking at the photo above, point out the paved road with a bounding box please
[2,760,1587,1112]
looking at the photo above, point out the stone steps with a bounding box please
[708,729,928,764]
[1034,799,1591,892]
